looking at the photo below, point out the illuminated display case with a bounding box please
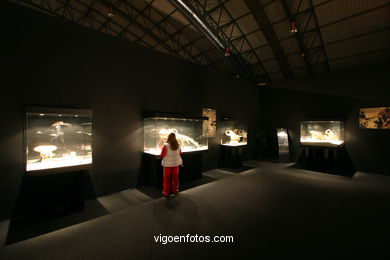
[25,107,92,172]
[300,121,345,147]
[143,116,208,155]
[220,120,247,146]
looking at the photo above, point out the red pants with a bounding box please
[163,166,179,196]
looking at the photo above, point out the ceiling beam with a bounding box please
[132,0,215,67]
[170,0,266,82]
[308,0,331,73]
[243,0,293,79]
[97,0,199,64]
[281,0,313,75]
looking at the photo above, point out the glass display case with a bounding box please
[220,120,247,146]
[25,107,92,172]
[300,121,345,147]
[144,117,208,155]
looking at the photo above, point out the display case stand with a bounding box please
[297,145,355,176]
[140,151,203,189]
[11,170,87,228]
[219,145,246,169]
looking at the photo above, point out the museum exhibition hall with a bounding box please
[0,0,389,258]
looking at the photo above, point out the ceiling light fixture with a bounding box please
[289,21,298,33]
[107,7,114,18]
[224,47,231,57]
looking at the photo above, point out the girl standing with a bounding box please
[160,133,183,197]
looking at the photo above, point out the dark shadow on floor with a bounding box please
[293,146,356,177]
[137,175,218,199]
[218,165,254,174]
[6,171,234,245]
[6,200,108,245]
[287,163,355,177]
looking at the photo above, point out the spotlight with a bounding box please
[289,21,298,34]
[224,47,230,57]
[107,7,114,18]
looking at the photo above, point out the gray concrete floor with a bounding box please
[97,189,153,213]
[2,168,237,245]
[0,161,389,259]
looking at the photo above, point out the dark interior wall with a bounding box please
[271,62,390,102]
[0,2,260,220]
[260,76,390,175]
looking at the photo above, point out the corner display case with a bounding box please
[220,120,248,146]
[20,107,91,221]
[298,121,354,176]
[219,120,247,169]
[300,121,345,148]
[143,117,208,155]
[25,107,92,172]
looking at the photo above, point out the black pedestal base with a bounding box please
[14,170,86,219]
[140,151,203,189]
[7,170,87,244]
[296,146,355,177]
[219,145,246,169]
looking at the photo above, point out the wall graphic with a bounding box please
[359,107,390,129]
[202,108,216,137]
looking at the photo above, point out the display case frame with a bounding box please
[24,106,93,174]
[219,117,248,147]
[142,111,209,156]
[300,120,345,148]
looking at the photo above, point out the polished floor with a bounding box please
[0,161,389,259]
